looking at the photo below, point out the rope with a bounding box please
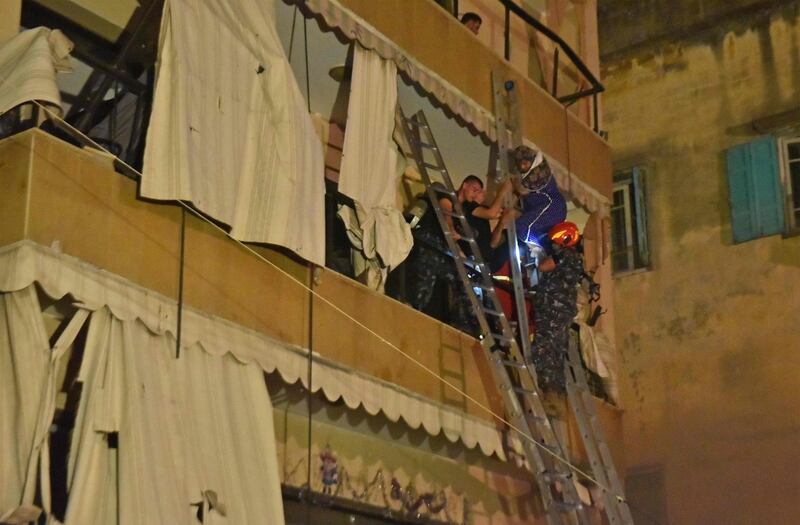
[28,99,624,503]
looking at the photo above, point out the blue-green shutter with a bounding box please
[726,137,784,243]
[749,137,784,236]
[631,167,649,266]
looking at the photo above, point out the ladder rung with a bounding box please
[406,117,429,129]
[525,412,547,424]
[513,387,539,396]
[552,501,583,513]
[538,442,560,454]
[422,162,446,172]
[416,141,438,151]
[482,307,504,317]
[489,333,514,344]
[496,358,526,369]
[540,470,573,483]
[445,231,474,243]
[440,208,465,220]
[430,185,456,197]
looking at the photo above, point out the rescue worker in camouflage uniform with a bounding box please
[530,221,584,393]
[406,177,483,333]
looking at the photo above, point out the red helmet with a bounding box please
[548,221,580,247]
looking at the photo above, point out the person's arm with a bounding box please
[538,257,556,272]
[472,179,513,220]
[439,197,461,241]
[490,207,518,248]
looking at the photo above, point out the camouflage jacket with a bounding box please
[533,248,584,316]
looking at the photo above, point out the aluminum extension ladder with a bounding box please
[565,335,635,524]
[492,72,634,525]
[398,106,590,525]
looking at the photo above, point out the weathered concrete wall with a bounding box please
[600,1,800,524]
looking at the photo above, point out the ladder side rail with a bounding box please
[565,339,635,524]
[490,73,592,525]
[401,108,566,524]
[402,107,591,525]
[404,112,495,342]
[491,73,534,364]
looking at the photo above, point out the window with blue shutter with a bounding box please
[725,136,784,243]
[611,168,650,274]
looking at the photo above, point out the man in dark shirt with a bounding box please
[460,178,512,268]
[406,176,483,330]
[529,221,584,393]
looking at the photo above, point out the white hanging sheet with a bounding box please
[64,308,285,524]
[0,241,508,460]
[0,287,50,522]
[0,27,72,116]
[142,0,325,265]
[337,46,412,290]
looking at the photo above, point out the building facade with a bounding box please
[600,1,800,523]
[1,1,624,523]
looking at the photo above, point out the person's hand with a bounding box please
[501,208,517,227]
[451,231,462,242]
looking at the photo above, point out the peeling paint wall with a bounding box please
[600,1,800,524]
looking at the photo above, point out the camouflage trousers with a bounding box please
[530,302,575,394]
[407,232,477,335]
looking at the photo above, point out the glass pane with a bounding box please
[613,188,625,207]
[613,252,630,273]
[611,206,630,272]
[791,162,800,210]
[787,141,800,161]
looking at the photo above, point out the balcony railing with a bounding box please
[445,0,605,133]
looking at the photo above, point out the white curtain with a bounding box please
[337,46,412,291]
[65,308,285,524]
[142,0,325,266]
[0,286,87,524]
[0,240,511,463]
[0,27,73,116]
[0,287,50,522]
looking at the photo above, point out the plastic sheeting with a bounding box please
[142,0,325,265]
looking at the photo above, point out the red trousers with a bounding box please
[494,261,536,335]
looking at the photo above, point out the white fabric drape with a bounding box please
[0,286,50,522]
[65,308,285,524]
[337,46,412,290]
[0,27,73,116]
[0,286,87,524]
[578,322,619,403]
[0,241,509,460]
[294,0,610,216]
[142,0,325,265]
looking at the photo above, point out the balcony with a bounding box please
[1,127,622,522]
[2,1,620,521]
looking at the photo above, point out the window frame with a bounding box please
[779,136,800,236]
[611,167,651,276]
